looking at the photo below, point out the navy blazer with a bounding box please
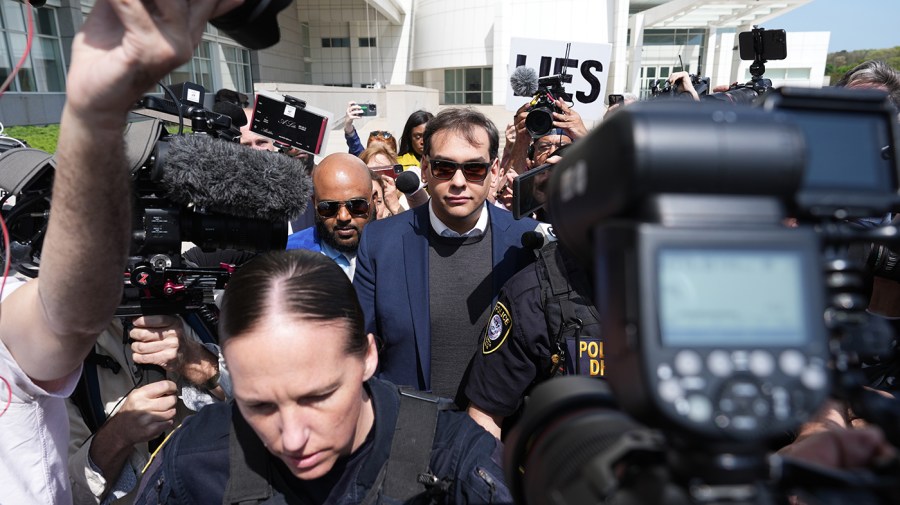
[353,203,538,391]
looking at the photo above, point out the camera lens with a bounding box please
[526,106,555,138]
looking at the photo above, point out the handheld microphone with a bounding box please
[510,66,539,97]
[157,134,312,221]
[395,168,422,194]
[521,222,558,250]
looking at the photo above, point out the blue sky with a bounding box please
[768,0,900,52]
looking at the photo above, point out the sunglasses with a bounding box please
[428,158,493,182]
[369,130,393,139]
[315,198,370,218]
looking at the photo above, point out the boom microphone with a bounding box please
[157,134,312,221]
[510,66,539,97]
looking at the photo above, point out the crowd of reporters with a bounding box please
[1,1,900,503]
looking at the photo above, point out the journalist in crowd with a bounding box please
[0,0,242,503]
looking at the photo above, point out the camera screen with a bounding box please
[657,249,808,347]
[788,109,895,193]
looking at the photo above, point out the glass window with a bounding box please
[445,69,455,92]
[2,2,25,32]
[441,67,492,105]
[465,68,480,92]
[35,8,56,36]
[33,36,64,91]
[322,38,332,48]
[786,68,811,80]
[359,37,376,47]
[0,5,66,92]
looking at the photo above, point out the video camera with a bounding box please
[649,26,787,105]
[506,86,900,504]
[525,72,574,139]
[0,82,310,323]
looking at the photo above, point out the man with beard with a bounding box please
[287,153,375,280]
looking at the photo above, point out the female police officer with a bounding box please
[132,250,511,505]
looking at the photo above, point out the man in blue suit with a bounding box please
[287,153,375,280]
[354,108,538,404]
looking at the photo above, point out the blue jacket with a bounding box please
[353,203,538,391]
[286,226,322,252]
[132,377,512,505]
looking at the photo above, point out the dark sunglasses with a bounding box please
[428,158,492,182]
[315,198,370,218]
[369,130,393,139]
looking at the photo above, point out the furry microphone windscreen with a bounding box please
[160,134,312,221]
[510,66,539,97]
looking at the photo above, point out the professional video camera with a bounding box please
[506,87,900,504]
[524,72,574,139]
[509,43,575,138]
[648,26,786,105]
[0,82,310,322]
[648,72,711,99]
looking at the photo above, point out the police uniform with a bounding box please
[465,241,603,418]
[132,377,512,505]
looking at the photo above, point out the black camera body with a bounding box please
[525,73,572,138]
[509,88,900,505]
[0,84,295,319]
[648,73,711,99]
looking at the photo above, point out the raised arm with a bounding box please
[0,0,243,387]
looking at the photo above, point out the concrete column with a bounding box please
[626,12,645,96]
[700,25,717,78]
[607,0,629,95]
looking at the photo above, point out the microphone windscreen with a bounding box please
[212,101,248,127]
[395,169,421,194]
[510,66,539,97]
[159,134,312,221]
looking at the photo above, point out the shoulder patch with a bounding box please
[482,302,512,354]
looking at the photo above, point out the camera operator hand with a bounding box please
[668,71,701,102]
[779,426,896,470]
[496,167,518,210]
[379,175,405,216]
[502,102,534,175]
[551,99,588,140]
[87,380,178,494]
[130,315,223,398]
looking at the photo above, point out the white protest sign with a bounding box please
[506,37,612,121]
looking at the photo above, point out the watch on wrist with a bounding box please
[202,367,220,391]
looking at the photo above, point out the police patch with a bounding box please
[482,302,511,354]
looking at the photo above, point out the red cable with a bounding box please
[0,0,32,416]
[0,0,35,98]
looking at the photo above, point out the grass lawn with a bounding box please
[3,124,61,153]
[2,122,188,154]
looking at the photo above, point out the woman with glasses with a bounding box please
[359,143,405,218]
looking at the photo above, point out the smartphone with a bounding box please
[738,28,787,61]
[359,103,377,116]
[250,94,329,155]
[608,94,624,107]
[512,143,573,219]
[370,164,403,179]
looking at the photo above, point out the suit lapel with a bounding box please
[402,206,432,389]
[488,205,515,299]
